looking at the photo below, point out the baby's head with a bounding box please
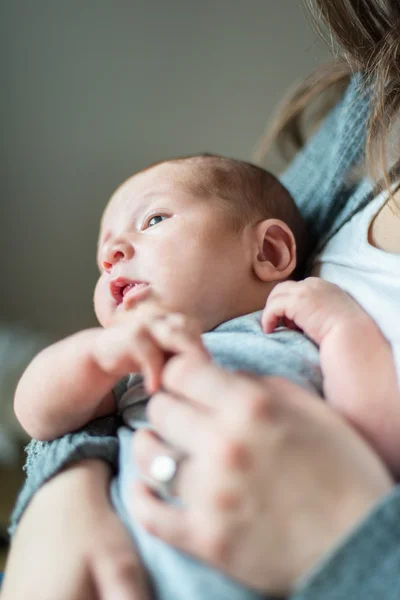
[94,154,306,331]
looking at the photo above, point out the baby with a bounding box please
[14,154,399,600]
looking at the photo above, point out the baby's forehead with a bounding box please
[125,161,194,195]
[100,161,201,227]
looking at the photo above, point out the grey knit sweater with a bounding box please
[10,73,400,600]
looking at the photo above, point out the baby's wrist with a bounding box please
[326,308,387,349]
[91,327,124,377]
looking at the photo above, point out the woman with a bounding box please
[3,1,400,598]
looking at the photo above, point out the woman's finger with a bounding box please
[131,481,239,570]
[161,353,251,412]
[133,426,247,512]
[131,481,197,552]
[146,391,218,452]
[149,318,208,357]
[133,428,189,497]
[162,356,276,432]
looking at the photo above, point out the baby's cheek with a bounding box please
[93,276,113,327]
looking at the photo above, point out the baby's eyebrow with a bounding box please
[95,190,174,270]
[128,192,174,223]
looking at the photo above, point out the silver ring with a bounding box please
[149,453,183,500]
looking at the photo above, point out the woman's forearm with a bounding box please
[291,486,400,600]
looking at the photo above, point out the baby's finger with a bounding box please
[262,290,299,333]
[282,316,302,332]
[261,305,283,333]
[261,293,291,332]
[261,283,299,333]
[149,317,207,356]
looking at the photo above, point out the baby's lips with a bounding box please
[110,276,150,305]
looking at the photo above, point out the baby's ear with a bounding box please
[252,219,296,282]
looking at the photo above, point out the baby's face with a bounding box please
[94,162,252,331]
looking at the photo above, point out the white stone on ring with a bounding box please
[150,454,178,484]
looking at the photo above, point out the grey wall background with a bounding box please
[1,1,330,337]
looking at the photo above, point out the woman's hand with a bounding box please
[131,353,394,596]
[2,459,151,600]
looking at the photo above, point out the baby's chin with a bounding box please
[93,301,116,328]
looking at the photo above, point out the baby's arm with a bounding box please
[15,303,205,441]
[262,278,400,475]
[15,327,119,441]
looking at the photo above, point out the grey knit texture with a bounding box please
[8,72,400,598]
[281,72,373,261]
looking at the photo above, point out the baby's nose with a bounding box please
[101,241,134,271]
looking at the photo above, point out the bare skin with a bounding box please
[1,460,152,600]
[368,188,400,253]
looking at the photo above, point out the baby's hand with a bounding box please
[261,277,372,346]
[94,301,208,393]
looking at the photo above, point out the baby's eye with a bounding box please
[147,215,168,228]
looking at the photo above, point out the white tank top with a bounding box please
[312,188,400,382]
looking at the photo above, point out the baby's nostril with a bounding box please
[102,250,124,272]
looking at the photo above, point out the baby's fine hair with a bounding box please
[142,153,308,269]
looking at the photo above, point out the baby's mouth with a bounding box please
[110,278,149,305]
